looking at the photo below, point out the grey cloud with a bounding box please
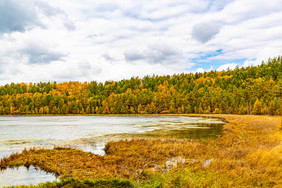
[0,0,41,34]
[124,44,181,64]
[124,50,144,61]
[192,21,222,43]
[64,19,76,31]
[22,44,65,64]
[0,0,74,34]
[102,54,115,61]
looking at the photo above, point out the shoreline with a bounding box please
[1,113,280,117]
[0,114,281,187]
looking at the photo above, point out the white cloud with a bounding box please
[196,68,205,73]
[243,48,282,67]
[217,63,238,71]
[0,0,282,85]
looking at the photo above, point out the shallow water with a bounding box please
[0,115,224,158]
[0,166,57,187]
[0,115,224,187]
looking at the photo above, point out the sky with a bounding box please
[0,0,282,85]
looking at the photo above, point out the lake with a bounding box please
[0,115,224,186]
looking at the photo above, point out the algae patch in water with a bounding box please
[0,138,41,146]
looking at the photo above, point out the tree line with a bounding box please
[0,57,281,115]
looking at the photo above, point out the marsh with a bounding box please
[0,115,224,187]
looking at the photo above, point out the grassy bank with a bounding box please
[0,115,281,187]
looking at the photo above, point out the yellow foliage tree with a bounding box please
[252,99,262,115]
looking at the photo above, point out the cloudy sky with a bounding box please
[0,0,282,85]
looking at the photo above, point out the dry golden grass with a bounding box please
[1,115,281,187]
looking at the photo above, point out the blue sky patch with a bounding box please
[192,49,223,62]
[191,58,248,71]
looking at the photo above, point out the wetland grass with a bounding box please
[1,115,281,187]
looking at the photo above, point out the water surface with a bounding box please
[0,115,224,158]
[0,166,57,187]
[0,115,224,187]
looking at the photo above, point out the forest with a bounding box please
[0,57,281,116]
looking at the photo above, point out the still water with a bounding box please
[0,115,224,186]
[0,166,58,187]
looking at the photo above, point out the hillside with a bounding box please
[0,57,281,115]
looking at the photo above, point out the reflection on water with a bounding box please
[0,166,57,187]
[142,123,223,139]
